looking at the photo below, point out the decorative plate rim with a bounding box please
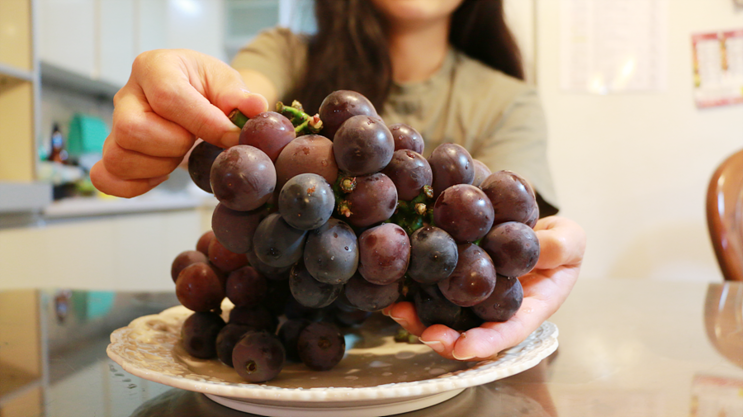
[107,305,558,402]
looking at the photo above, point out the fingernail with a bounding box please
[419,338,444,353]
[148,175,169,187]
[389,314,408,328]
[452,351,475,361]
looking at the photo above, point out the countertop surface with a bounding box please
[1,278,742,417]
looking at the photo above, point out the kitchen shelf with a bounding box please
[0,63,34,83]
[44,193,216,220]
[40,62,121,99]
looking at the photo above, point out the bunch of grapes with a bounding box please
[171,90,541,383]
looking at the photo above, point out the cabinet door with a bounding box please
[99,0,135,86]
[38,0,96,78]
[167,0,226,62]
[136,0,167,54]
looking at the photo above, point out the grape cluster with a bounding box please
[174,90,540,383]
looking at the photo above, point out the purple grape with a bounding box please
[278,319,310,362]
[480,170,538,225]
[344,273,400,312]
[232,331,285,383]
[332,301,373,327]
[246,248,292,281]
[341,173,398,228]
[263,278,291,316]
[216,323,254,367]
[208,238,248,273]
[181,311,225,359]
[253,213,307,268]
[438,243,496,307]
[319,90,378,140]
[333,115,394,176]
[428,143,475,198]
[210,145,276,211]
[278,173,335,230]
[196,230,215,255]
[471,275,523,322]
[382,150,433,201]
[407,226,458,285]
[289,262,343,308]
[472,160,492,187]
[304,219,358,284]
[226,266,267,308]
[239,111,295,161]
[297,322,346,371]
[175,263,225,312]
[188,141,223,193]
[275,134,338,192]
[211,203,262,254]
[229,305,279,333]
[413,285,462,328]
[388,123,424,153]
[433,184,495,243]
[171,250,208,283]
[357,223,410,285]
[480,221,540,277]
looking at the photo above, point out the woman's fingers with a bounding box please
[90,161,169,198]
[534,216,587,270]
[102,140,182,181]
[383,302,426,336]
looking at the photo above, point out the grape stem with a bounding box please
[228,109,249,129]
[390,186,435,235]
[276,102,324,135]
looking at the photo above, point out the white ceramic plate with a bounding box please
[107,303,558,417]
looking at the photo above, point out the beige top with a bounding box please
[232,28,558,210]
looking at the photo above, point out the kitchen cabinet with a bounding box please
[38,0,96,79]
[0,0,37,182]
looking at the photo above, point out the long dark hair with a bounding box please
[295,0,524,115]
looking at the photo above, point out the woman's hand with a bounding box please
[383,216,586,360]
[90,49,268,198]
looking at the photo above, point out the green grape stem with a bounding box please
[228,109,249,129]
[276,101,323,135]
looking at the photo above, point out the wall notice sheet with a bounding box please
[560,0,668,94]
[692,29,743,108]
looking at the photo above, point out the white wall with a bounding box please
[536,0,743,281]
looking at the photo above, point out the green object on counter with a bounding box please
[67,114,109,156]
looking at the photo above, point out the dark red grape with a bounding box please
[480,221,540,277]
[246,248,292,281]
[175,263,225,312]
[472,160,492,188]
[196,230,215,255]
[275,134,338,192]
[332,300,373,327]
[433,184,494,243]
[210,145,276,211]
[319,90,378,140]
[428,143,475,198]
[284,296,328,321]
[208,238,248,273]
[297,322,345,371]
[232,331,285,383]
[278,319,310,362]
[181,311,225,359]
[289,262,343,308]
[480,170,538,225]
[381,150,433,201]
[388,123,424,153]
[471,275,523,322]
[357,223,410,285]
[171,250,208,283]
[211,203,262,254]
[216,324,254,367]
[229,305,279,333]
[188,141,223,193]
[407,226,458,285]
[239,111,295,161]
[437,244,496,307]
[413,285,462,328]
[451,308,485,331]
[525,204,540,228]
[342,173,398,228]
[333,115,394,176]
[226,266,268,308]
[253,213,307,268]
[263,278,291,316]
[304,219,358,284]
[344,273,400,312]
[278,173,335,230]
